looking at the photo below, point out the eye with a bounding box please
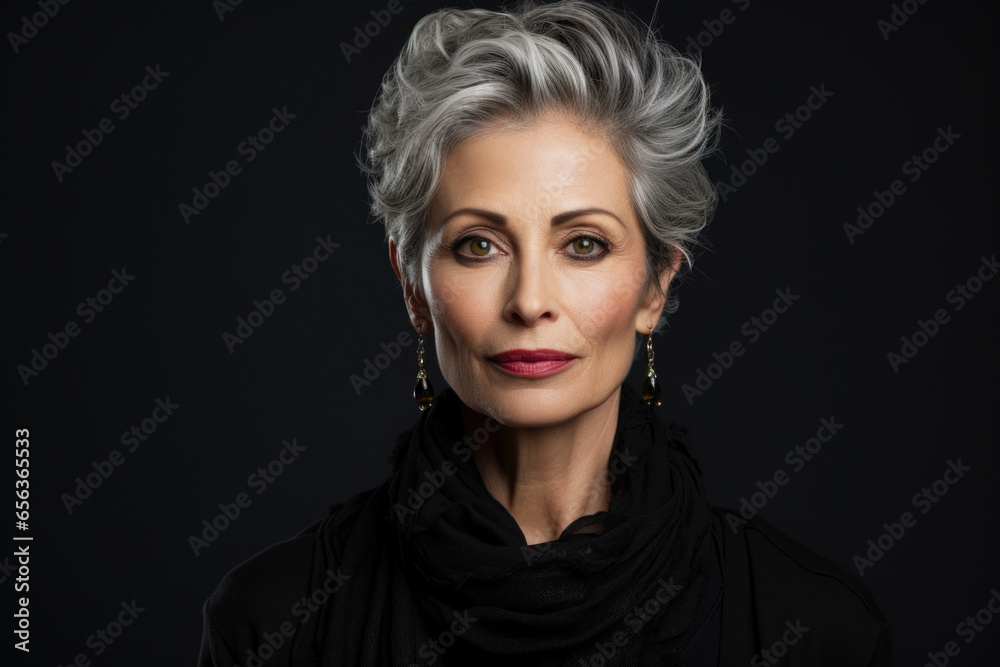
[451,233,610,261]
[454,236,496,258]
[468,238,492,257]
[565,235,609,260]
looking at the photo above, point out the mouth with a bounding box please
[487,349,578,378]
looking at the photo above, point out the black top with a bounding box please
[198,505,891,665]
[682,510,723,665]
[713,507,893,665]
[199,383,891,665]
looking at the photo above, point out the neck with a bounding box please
[459,387,622,546]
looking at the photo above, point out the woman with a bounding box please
[199,1,893,664]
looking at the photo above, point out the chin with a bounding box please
[468,383,600,428]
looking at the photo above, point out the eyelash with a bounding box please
[450,234,611,263]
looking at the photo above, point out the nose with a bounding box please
[503,244,557,327]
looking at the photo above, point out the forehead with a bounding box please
[428,110,631,228]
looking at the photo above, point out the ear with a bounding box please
[634,247,682,334]
[388,237,434,334]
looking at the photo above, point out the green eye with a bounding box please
[453,234,607,262]
[470,239,491,256]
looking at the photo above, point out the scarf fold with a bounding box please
[316,382,712,666]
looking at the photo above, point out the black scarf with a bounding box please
[314,382,712,666]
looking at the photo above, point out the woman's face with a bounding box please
[395,108,675,427]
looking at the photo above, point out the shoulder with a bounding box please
[203,518,323,623]
[199,485,384,666]
[716,506,883,608]
[712,507,893,666]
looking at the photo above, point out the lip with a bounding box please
[488,349,578,378]
[489,349,577,363]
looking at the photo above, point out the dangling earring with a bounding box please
[413,329,435,411]
[642,331,661,407]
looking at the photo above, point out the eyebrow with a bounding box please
[439,207,625,230]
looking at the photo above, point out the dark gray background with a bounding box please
[3,0,997,664]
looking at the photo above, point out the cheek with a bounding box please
[607,260,651,312]
[426,268,495,347]
[566,271,645,340]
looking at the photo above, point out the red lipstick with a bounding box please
[488,349,577,378]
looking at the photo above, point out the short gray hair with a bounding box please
[358,0,722,351]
